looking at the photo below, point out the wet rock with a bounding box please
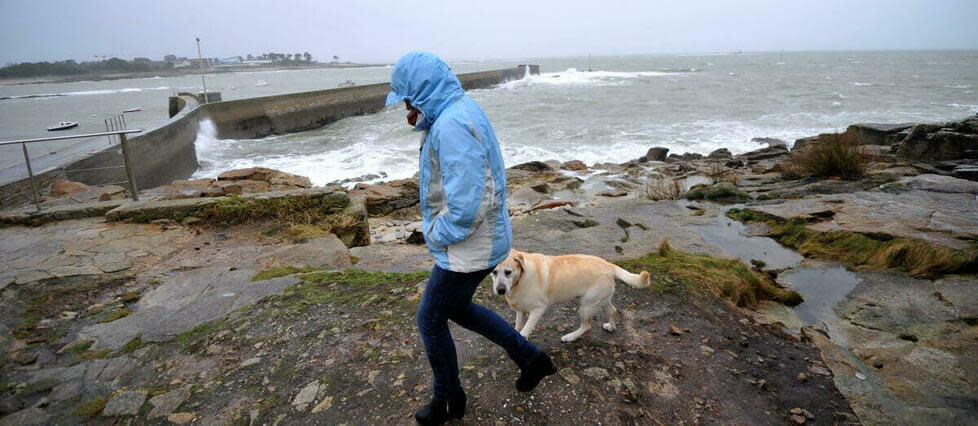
[561,160,588,171]
[0,407,50,426]
[640,147,670,162]
[751,137,789,149]
[258,235,352,269]
[740,144,789,161]
[952,165,978,181]
[530,183,551,194]
[148,386,191,418]
[879,174,978,194]
[746,189,978,250]
[548,175,584,190]
[707,148,732,159]
[48,180,93,198]
[894,117,978,161]
[350,178,419,216]
[218,167,312,188]
[597,189,627,197]
[544,159,563,170]
[510,161,555,172]
[666,152,703,162]
[102,390,148,416]
[846,123,914,145]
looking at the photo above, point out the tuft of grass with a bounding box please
[74,396,108,418]
[284,224,332,242]
[616,240,802,308]
[175,319,230,350]
[705,162,739,185]
[97,308,130,323]
[728,208,978,278]
[252,266,317,281]
[787,133,871,180]
[641,178,686,201]
[119,291,141,303]
[62,340,94,355]
[270,269,429,313]
[115,335,147,355]
[686,184,749,201]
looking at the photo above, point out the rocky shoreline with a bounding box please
[0,114,975,424]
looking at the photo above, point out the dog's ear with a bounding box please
[513,251,524,271]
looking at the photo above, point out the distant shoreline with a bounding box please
[0,62,390,86]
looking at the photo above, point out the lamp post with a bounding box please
[196,37,208,103]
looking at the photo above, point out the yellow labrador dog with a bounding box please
[491,250,650,342]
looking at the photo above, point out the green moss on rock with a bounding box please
[728,208,978,278]
[616,240,802,308]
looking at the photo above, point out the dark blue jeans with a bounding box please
[416,264,541,400]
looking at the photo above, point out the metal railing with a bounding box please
[0,129,143,212]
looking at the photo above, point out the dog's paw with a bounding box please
[602,323,616,332]
[560,333,579,343]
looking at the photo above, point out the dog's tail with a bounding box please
[613,265,651,289]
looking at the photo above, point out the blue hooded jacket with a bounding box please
[386,52,511,272]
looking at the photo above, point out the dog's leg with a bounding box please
[515,311,526,331]
[520,309,545,338]
[602,302,618,332]
[561,301,599,342]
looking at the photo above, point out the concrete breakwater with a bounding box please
[0,65,538,209]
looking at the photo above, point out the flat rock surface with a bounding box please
[817,272,978,425]
[748,189,978,249]
[80,267,299,349]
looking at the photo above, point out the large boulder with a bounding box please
[894,126,978,161]
[738,144,788,162]
[48,180,92,198]
[349,178,419,216]
[217,167,312,188]
[639,147,670,162]
[510,161,555,172]
[844,123,914,145]
[46,180,127,203]
[707,148,732,159]
[561,160,588,171]
[258,235,353,269]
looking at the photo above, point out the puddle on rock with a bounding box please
[689,204,803,270]
[779,265,861,329]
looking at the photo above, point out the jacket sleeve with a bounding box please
[426,120,488,247]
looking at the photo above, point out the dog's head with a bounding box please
[491,251,524,296]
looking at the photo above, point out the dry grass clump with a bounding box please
[727,208,978,278]
[616,240,803,308]
[786,133,871,180]
[641,178,687,201]
[705,162,739,185]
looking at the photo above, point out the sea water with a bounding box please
[3,51,977,186]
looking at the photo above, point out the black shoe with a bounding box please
[414,398,448,425]
[516,351,558,392]
[447,388,466,420]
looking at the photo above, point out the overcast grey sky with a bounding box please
[1,0,977,64]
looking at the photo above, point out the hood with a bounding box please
[386,51,464,131]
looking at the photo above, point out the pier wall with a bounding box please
[0,65,536,210]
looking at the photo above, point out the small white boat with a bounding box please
[337,80,355,88]
[123,107,142,113]
[255,80,268,87]
[47,121,79,131]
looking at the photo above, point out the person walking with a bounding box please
[385,51,557,425]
